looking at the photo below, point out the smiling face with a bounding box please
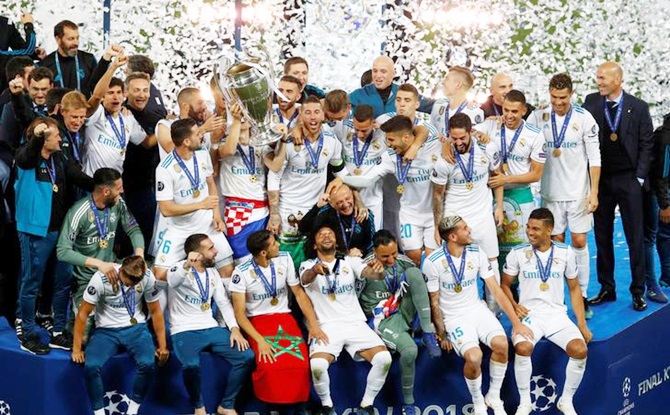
[314,226,337,254]
[102,85,125,114]
[61,107,86,132]
[43,127,62,153]
[491,74,513,105]
[596,63,623,98]
[502,99,526,130]
[374,241,399,267]
[549,87,573,116]
[56,26,79,57]
[526,218,552,249]
[330,186,354,215]
[197,237,218,268]
[29,78,52,106]
[300,102,324,136]
[126,78,150,111]
[278,79,300,111]
[448,220,472,245]
[450,127,471,154]
[372,56,395,90]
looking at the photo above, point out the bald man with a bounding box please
[480,73,535,120]
[349,56,435,118]
[583,61,654,312]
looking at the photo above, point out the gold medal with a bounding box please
[250,175,257,183]
[502,163,510,174]
[270,297,279,306]
[353,167,362,175]
[466,182,473,190]
[192,189,201,198]
[201,302,211,311]
[454,284,463,293]
[540,282,549,291]
[99,239,109,249]
[397,184,405,195]
[130,317,138,325]
[553,148,561,157]
[328,293,336,302]
[542,112,550,122]
[52,184,59,193]
[610,132,618,142]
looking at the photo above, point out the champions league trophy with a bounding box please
[214,44,283,146]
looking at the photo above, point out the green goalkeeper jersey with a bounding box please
[358,254,420,319]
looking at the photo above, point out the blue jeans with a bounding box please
[84,324,156,410]
[172,327,254,409]
[18,231,59,337]
[643,192,670,285]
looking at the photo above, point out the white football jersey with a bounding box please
[218,144,271,201]
[271,104,301,129]
[430,98,485,136]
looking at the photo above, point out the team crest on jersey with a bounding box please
[432,154,438,162]
[277,267,285,276]
[525,250,533,259]
[481,156,487,165]
[439,106,446,116]
[322,148,328,157]
[232,274,241,284]
[88,211,95,222]
[135,285,142,293]
[572,123,579,132]
[160,255,166,263]
[442,259,448,268]
[87,286,96,295]
[467,262,474,270]
[519,138,527,147]
[372,140,381,149]
[341,266,349,274]
[255,150,261,158]
[346,131,354,142]
[249,268,257,279]
[542,112,550,122]
[173,164,182,173]
[110,213,117,222]
[272,113,280,124]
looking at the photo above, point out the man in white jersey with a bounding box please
[430,66,485,137]
[528,74,601,319]
[297,224,392,415]
[501,208,592,415]
[425,216,532,415]
[230,230,319,412]
[479,90,546,266]
[217,103,277,263]
[153,118,233,281]
[82,53,149,176]
[431,113,504,307]
[271,75,301,130]
[71,256,168,415]
[167,234,253,415]
[266,95,347,269]
[365,115,441,266]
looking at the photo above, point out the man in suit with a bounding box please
[583,61,654,312]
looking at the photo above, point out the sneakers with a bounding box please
[646,282,669,304]
[484,393,506,415]
[14,319,23,342]
[401,405,416,415]
[355,406,374,415]
[422,332,441,358]
[557,396,578,415]
[20,335,50,355]
[583,297,594,320]
[49,332,73,350]
[36,313,54,333]
[472,401,488,415]
[515,403,533,415]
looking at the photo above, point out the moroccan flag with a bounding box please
[248,313,310,403]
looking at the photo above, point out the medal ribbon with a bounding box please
[54,53,81,90]
[443,243,467,288]
[106,112,127,151]
[172,150,201,193]
[454,141,475,184]
[44,157,57,187]
[89,197,109,242]
[444,101,468,135]
[533,243,555,284]
[500,122,524,165]
[120,283,136,321]
[237,144,256,176]
[396,154,412,185]
[252,260,277,299]
[603,96,625,134]
[304,133,324,170]
[385,265,405,294]
[191,267,211,304]
[276,108,298,125]
[336,213,356,250]
[322,258,340,295]
[550,107,573,151]
[352,133,373,169]
[67,130,82,163]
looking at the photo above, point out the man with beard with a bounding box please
[153,119,234,282]
[480,73,535,120]
[57,168,145,330]
[272,75,301,130]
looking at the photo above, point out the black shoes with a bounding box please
[588,289,616,306]
[49,332,73,350]
[20,334,50,355]
[632,294,647,312]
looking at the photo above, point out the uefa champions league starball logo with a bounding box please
[530,375,558,411]
[0,400,11,415]
[103,390,130,415]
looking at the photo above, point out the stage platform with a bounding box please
[0,218,668,415]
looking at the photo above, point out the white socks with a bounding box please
[311,357,332,407]
[488,360,508,400]
[515,354,533,405]
[465,374,484,404]
[361,351,392,408]
[562,357,587,401]
[573,246,590,297]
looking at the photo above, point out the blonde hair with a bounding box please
[60,91,89,112]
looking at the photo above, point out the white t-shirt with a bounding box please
[271,104,301,129]
[83,105,146,175]
[229,252,297,317]
[430,98,485,136]
[218,144,271,201]
[503,242,577,314]
[528,105,601,201]
[477,120,546,189]
[166,262,237,335]
[155,149,214,232]
[431,141,501,218]
[298,256,367,325]
[424,245,493,319]
[83,266,160,329]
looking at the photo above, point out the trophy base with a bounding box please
[249,126,283,147]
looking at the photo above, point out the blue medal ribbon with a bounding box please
[352,133,373,169]
[237,144,256,176]
[44,157,57,186]
[191,267,211,304]
[444,101,468,135]
[500,122,524,165]
[443,243,467,289]
[54,53,81,90]
[322,258,341,295]
[533,243,555,285]
[385,265,405,294]
[336,213,356,250]
[276,108,298,125]
[493,105,501,116]
[454,141,475,185]
[603,96,625,134]
[89,197,109,241]
[304,133,324,170]
[67,130,82,163]
[106,112,127,151]
[396,154,412,186]
[172,150,201,194]
[252,260,277,299]
[120,283,136,321]
[551,107,573,151]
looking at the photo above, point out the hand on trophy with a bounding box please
[201,114,225,134]
[230,102,243,120]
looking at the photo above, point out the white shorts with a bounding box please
[154,227,234,269]
[462,212,499,258]
[399,210,439,252]
[543,199,593,235]
[444,302,506,357]
[512,312,584,351]
[309,320,385,361]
